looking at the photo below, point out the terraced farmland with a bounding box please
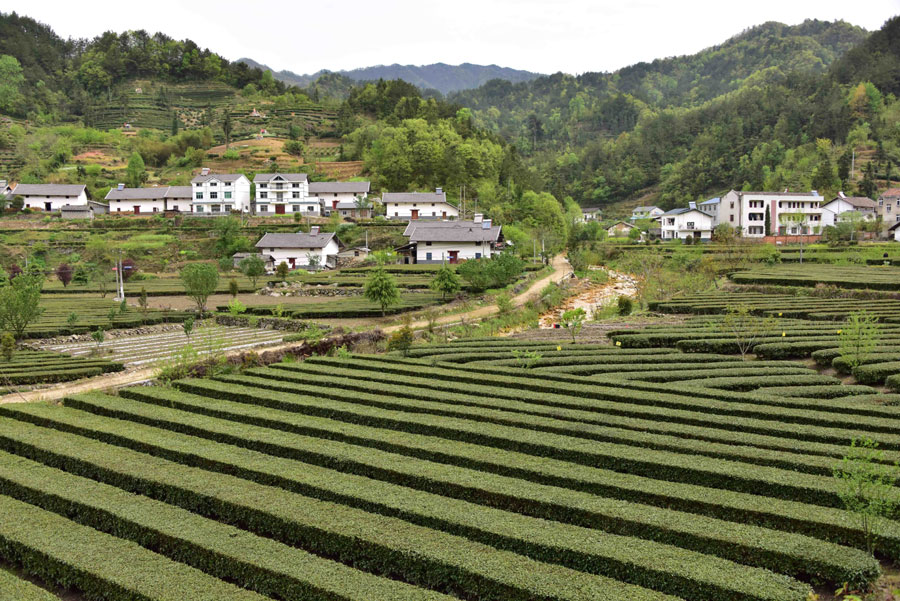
[0,350,123,387]
[26,298,192,339]
[1,342,899,600]
[730,264,900,290]
[227,292,445,319]
[39,324,284,367]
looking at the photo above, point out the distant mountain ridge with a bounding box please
[235,59,542,94]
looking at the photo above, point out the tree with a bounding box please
[718,304,777,359]
[560,307,586,343]
[121,258,137,282]
[223,109,233,149]
[839,310,881,370]
[10,195,24,211]
[275,261,289,281]
[183,316,194,339]
[125,152,147,188]
[91,328,105,350]
[387,319,414,356]
[55,263,73,287]
[0,332,14,362]
[171,112,179,136]
[228,278,239,298]
[283,140,305,156]
[764,206,771,237]
[429,264,461,299]
[306,253,321,270]
[138,287,149,316]
[0,55,24,114]
[0,275,44,340]
[858,162,878,199]
[180,263,219,315]
[834,438,900,555]
[213,217,249,257]
[239,255,266,288]
[841,210,866,242]
[364,267,400,316]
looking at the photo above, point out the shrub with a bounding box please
[618,296,633,316]
[0,332,14,362]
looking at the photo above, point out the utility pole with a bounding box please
[851,149,855,181]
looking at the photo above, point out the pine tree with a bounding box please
[859,162,878,199]
[171,112,179,136]
[764,204,771,236]
[223,109,233,149]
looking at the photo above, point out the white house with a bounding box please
[309,181,371,212]
[106,185,168,214]
[106,185,196,214]
[383,188,458,220]
[821,193,878,227]
[607,221,643,239]
[698,197,721,226]
[889,221,900,242]
[659,203,714,240]
[878,188,900,226]
[727,190,824,237]
[580,207,602,222]
[9,184,88,211]
[253,173,309,215]
[255,227,341,270]
[191,169,251,214]
[631,206,664,221]
[402,216,502,264]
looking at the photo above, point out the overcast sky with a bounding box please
[5,0,900,75]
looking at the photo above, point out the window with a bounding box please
[308,206,315,212]
[195,192,203,200]
[394,212,398,216]
[259,192,268,199]
[686,222,695,229]
[730,215,734,222]
[153,207,159,213]
[292,205,301,212]
[425,252,432,261]
[225,182,231,187]
[211,205,221,213]
[210,182,217,187]
[292,183,300,188]
[259,183,267,188]
[195,206,204,213]
[258,205,268,212]
[475,252,482,259]
[210,192,218,199]
[276,193,284,201]
[224,192,232,199]
[425,241,432,246]
[292,191,300,199]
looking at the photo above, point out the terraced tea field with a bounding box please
[1,340,899,601]
[27,298,192,339]
[730,264,900,290]
[228,292,446,319]
[38,324,284,367]
[0,350,123,387]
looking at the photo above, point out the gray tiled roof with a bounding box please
[253,173,308,183]
[308,181,370,194]
[409,224,501,243]
[831,196,877,209]
[11,183,86,196]
[256,232,336,249]
[738,191,821,197]
[164,186,193,199]
[699,197,720,205]
[105,187,169,201]
[404,219,477,236]
[632,206,661,212]
[191,173,247,184]
[382,191,448,203]
[662,207,709,216]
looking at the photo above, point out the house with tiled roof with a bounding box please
[399,214,502,264]
[630,206,664,221]
[659,202,714,240]
[309,181,371,215]
[383,188,458,220]
[878,188,900,226]
[821,192,878,227]
[191,168,251,214]
[8,183,88,211]
[254,226,341,270]
[252,173,309,215]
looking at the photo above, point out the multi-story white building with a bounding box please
[191,169,251,214]
[383,188,458,220]
[401,216,502,264]
[659,203,714,240]
[878,188,900,226]
[253,173,309,215]
[8,184,88,211]
[718,190,824,237]
[255,227,341,270]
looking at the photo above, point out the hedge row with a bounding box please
[303,357,900,436]
[853,362,900,385]
[0,367,107,385]
[60,390,883,590]
[887,375,900,392]
[0,494,265,601]
[754,385,877,399]
[833,354,900,374]
[0,567,57,601]
[0,414,693,601]
[603,367,815,384]
[0,450,456,601]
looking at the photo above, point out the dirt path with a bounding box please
[539,268,638,326]
[383,255,571,334]
[1,258,569,404]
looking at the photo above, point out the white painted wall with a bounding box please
[20,190,88,211]
[166,198,193,212]
[192,176,251,212]
[387,202,459,220]
[262,238,340,269]
[740,193,823,237]
[659,210,713,240]
[416,240,494,263]
[108,199,166,214]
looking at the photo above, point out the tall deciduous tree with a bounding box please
[0,55,24,114]
[125,152,146,188]
[55,263,73,287]
[180,263,219,315]
[0,274,45,340]
[223,109,233,149]
[364,267,400,316]
[429,264,461,299]
[239,255,266,289]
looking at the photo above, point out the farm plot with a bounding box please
[27,297,192,339]
[729,264,900,290]
[2,348,900,600]
[42,275,260,296]
[0,350,123,386]
[39,324,284,367]
[224,292,446,319]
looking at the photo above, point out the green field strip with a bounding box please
[0,494,267,601]
[0,415,690,601]
[251,364,892,472]
[0,401,851,595]
[0,450,458,601]
[0,568,57,601]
